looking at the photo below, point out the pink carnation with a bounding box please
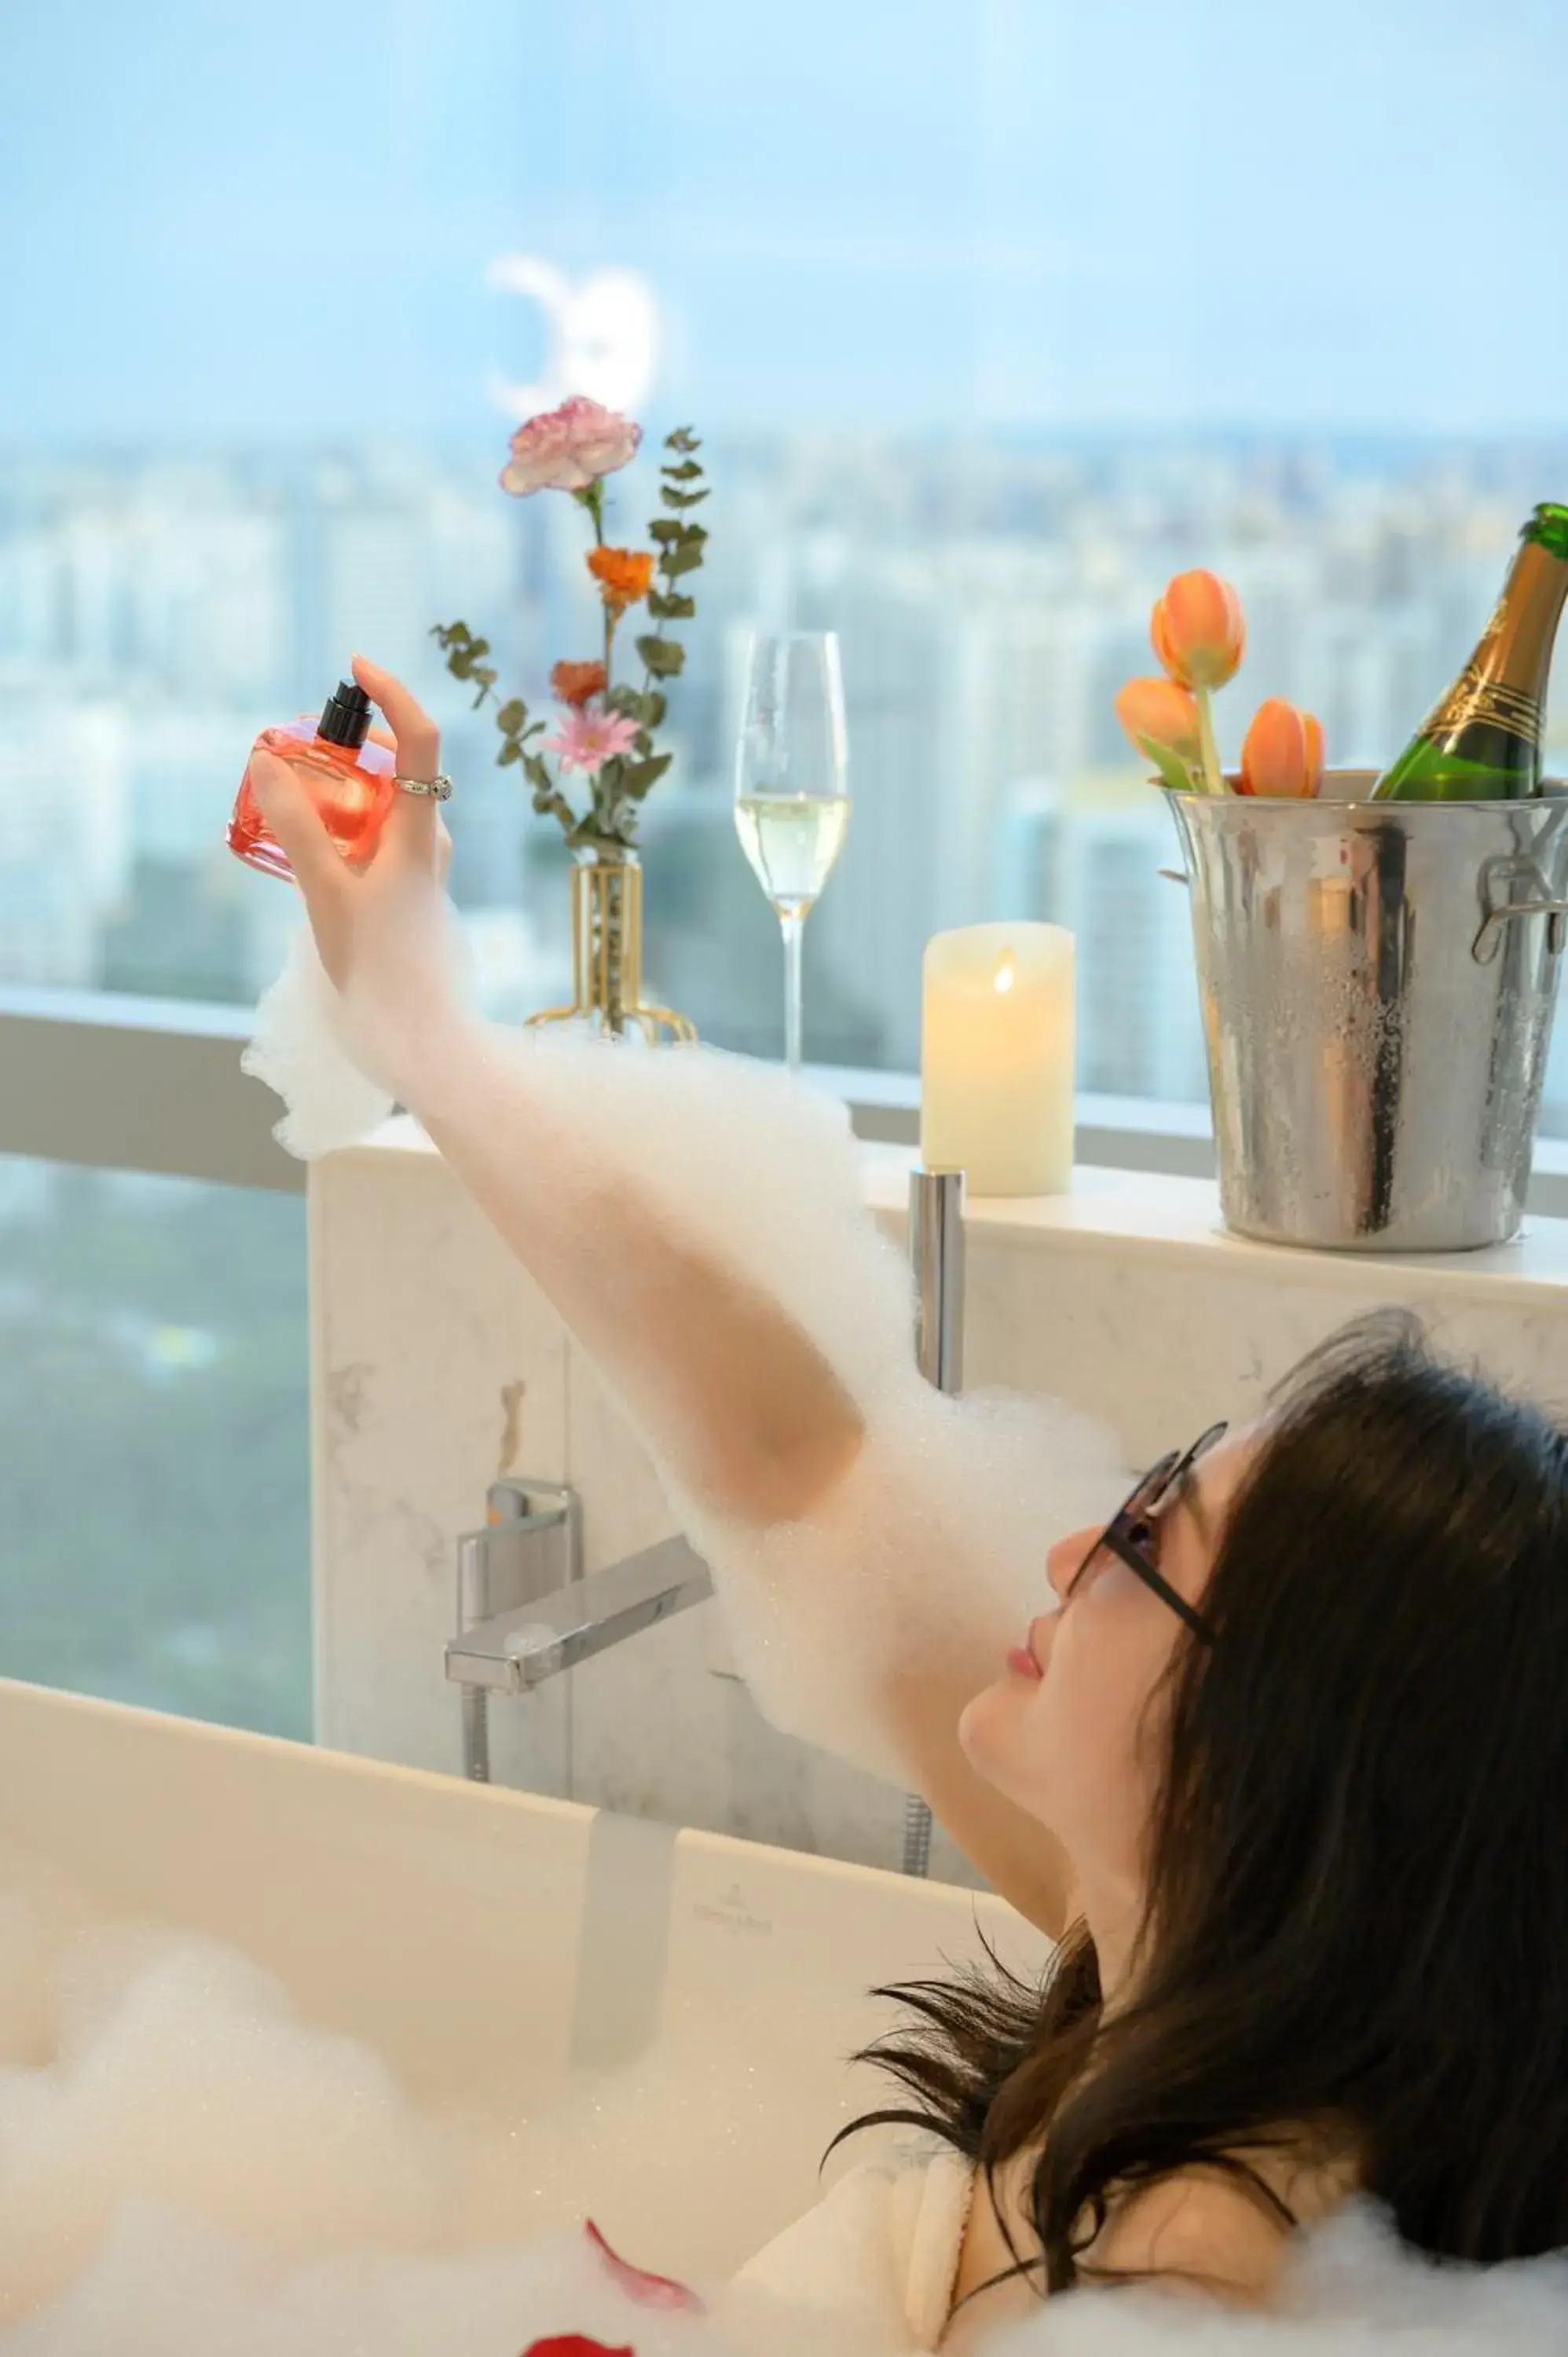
[543,707,642,775]
[500,395,642,496]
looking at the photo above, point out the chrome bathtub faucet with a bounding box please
[446,1479,712,1780]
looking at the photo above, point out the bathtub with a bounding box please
[0,1675,1049,2286]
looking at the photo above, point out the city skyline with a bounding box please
[6,425,1568,1112]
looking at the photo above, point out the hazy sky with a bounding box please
[2,0,1566,442]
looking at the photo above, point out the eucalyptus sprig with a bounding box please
[428,619,579,836]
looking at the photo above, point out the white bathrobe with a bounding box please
[721,2150,1568,2355]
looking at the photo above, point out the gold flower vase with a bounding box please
[527,845,697,1043]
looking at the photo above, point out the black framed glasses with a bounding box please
[1066,1424,1228,1645]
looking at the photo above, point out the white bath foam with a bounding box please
[0,1833,1564,2352]
[998,2199,1568,2355]
[676,1378,1127,1785]
[0,1905,764,2352]
[17,2194,1568,2357]
[0,1919,472,2321]
[243,915,399,1158]
[2,2201,730,2357]
[0,1838,816,2344]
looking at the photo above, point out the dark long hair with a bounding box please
[844,1315,1568,2293]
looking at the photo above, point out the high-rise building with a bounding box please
[800,563,953,1069]
[0,696,129,986]
[993,779,1206,1103]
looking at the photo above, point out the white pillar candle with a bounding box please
[920,922,1075,1197]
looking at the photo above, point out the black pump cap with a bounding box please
[317,680,372,750]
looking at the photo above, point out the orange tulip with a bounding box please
[1151,570,1246,690]
[1114,676,1202,788]
[1239,698,1325,798]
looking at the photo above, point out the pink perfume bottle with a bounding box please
[229,680,397,882]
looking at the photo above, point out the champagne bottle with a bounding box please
[1372,501,1568,801]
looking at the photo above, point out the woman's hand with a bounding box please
[247,654,465,1105]
[247,653,451,992]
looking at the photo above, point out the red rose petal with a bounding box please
[585,2219,706,2313]
[521,2339,633,2357]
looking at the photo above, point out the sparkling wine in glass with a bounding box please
[734,631,851,1073]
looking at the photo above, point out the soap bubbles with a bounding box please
[0,1841,737,2354]
[2,1843,1567,2349]
[9,2206,726,2357]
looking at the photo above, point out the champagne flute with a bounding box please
[733,630,851,1074]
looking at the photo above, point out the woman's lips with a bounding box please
[1005,1615,1053,1681]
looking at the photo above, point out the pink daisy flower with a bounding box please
[543,708,642,775]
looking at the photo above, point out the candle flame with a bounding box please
[993,951,1016,995]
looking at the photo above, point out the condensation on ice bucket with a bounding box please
[1164,772,1568,1252]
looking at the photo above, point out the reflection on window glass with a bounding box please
[2,3,1568,1117]
[0,1160,310,1738]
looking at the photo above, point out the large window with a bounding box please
[3,2,1568,1104]
[4,0,1567,1733]
[0,1160,310,1735]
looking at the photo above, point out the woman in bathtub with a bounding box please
[247,659,1568,2353]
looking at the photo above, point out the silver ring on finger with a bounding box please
[394,772,453,801]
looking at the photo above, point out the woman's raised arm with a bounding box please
[247,657,1128,1938]
[247,657,866,1525]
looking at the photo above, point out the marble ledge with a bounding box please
[329,1114,1568,1312]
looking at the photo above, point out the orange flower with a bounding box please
[1114,676,1202,783]
[551,658,607,708]
[587,546,654,612]
[1151,569,1246,690]
[1240,698,1325,797]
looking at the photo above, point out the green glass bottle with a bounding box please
[1372,501,1568,801]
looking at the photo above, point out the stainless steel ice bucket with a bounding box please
[1164,772,1568,1252]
